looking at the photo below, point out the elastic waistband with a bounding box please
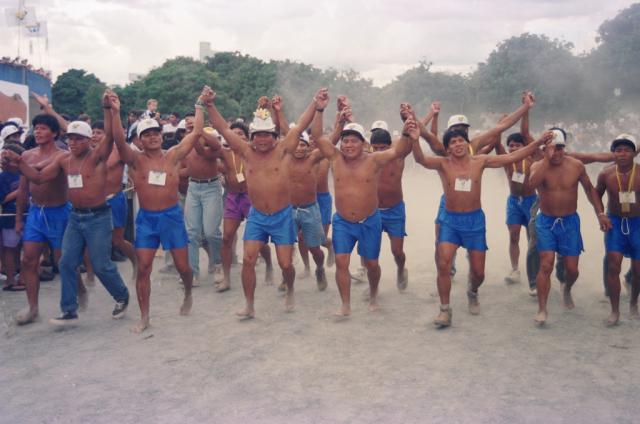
[189,176,219,184]
[30,202,69,210]
[293,202,317,210]
[252,204,292,217]
[336,209,378,224]
[72,203,110,214]
[509,194,537,201]
[539,212,578,220]
[444,208,483,216]
[379,200,404,211]
[140,203,181,215]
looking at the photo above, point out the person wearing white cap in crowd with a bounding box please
[111,87,207,333]
[204,87,322,319]
[4,95,131,326]
[183,123,223,287]
[10,113,78,325]
[596,133,640,325]
[311,90,413,317]
[528,128,612,326]
[0,124,23,149]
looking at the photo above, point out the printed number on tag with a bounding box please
[511,172,525,184]
[236,173,245,183]
[68,174,83,189]
[454,178,472,192]
[148,170,167,186]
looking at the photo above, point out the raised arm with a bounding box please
[271,96,289,137]
[193,129,222,159]
[311,100,338,161]
[94,90,116,162]
[170,88,206,162]
[373,117,415,167]
[568,151,615,165]
[579,165,611,231]
[429,101,440,136]
[485,131,550,168]
[520,92,535,144]
[32,92,68,132]
[281,88,326,155]
[205,89,252,158]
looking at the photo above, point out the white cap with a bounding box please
[447,114,469,129]
[341,123,366,141]
[249,115,277,136]
[370,120,388,132]
[611,133,637,151]
[299,131,310,144]
[7,117,25,128]
[137,118,161,138]
[203,127,220,138]
[66,121,92,138]
[1,125,21,141]
[177,119,186,130]
[550,129,566,146]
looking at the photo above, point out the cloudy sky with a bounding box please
[0,0,636,87]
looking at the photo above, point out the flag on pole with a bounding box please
[24,21,47,37]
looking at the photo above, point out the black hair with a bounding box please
[171,112,180,119]
[77,113,91,122]
[370,129,392,145]
[230,122,250,139]
[32,113,60,137]
[91,120,104,131]
[183,112,195,118]
[506,132,525,146]
[443,129,470,149]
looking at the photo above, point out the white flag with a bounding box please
[24,21,47,37]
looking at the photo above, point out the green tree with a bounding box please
[51,69,106,119]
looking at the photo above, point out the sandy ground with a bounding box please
[1,166,639,424]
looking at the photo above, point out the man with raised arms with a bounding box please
[412,123,551,328]
[596,134,640,325]
[217,121,274,292]
[113,88,206,333]
[311,91,412,317]
[528,129,611,325]
[205,88,321,318]
[5,92,130,325]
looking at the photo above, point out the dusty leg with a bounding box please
[260,244,274,285]
[237,240,263,318]
[131,248,155,333]
[435,242,457,327]
[220,218,241,292]
[171,247,193,316]
[534,252,555,325]
[467,250,486,315]
[16,241,45,324]
[389,235,407,291]
[323,223,334,267]
[297,233,311,278]
[562,255,580,310]
[630,260,640,319]
[334,253,352,316]
[275,244,296,312]
[605,252,623,326]
[505,224,522,284]
[309,246,326,291]
[363,258,381,312]
[112,227,137,282]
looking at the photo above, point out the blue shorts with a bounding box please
[435,194,446,225]
[438,208,488,251]
[135,204,189,250]
[332,211,382,260]
[605,215,640,260]
[244,204,296,245]
[535,212,583,256]
[294,202,326,248]
[317,192,332,226]
[23,203,70,249]
[506,194,537,226]
[107,191,127,229]
[380,200,407,238]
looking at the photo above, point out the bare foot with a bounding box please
[215,282,230,293]
[78,291,89,312]
[563,286,575,310]
[130,317,150,333]
[534,310,547,326]
[16,308,39,325]
[467,290,480,315]
[334,304,351,317]
[235,306,255,319]
[180,295,192,315]
[397,268,408,291]
[265,267,274,286]
[285,290,295,312]
[434,307,452,328]
[630,304,640,320]
[606,312,620,327]
[368,299,380,312]
[315,267,327,291]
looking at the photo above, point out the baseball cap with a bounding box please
[611,133,637,152]
[1,125,21,141]
[550,129,566,146]
[137,118,161,137]
[66,121,92,138]
[341,123,366,142]
[447,115,469,129]
[299,131,310,144]
[7,117,25,128]
[370,120,388,132]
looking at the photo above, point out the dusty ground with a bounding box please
[1,167,639,424]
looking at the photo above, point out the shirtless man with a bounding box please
[289,130,328,290]
[184,122,223,285]
[412,122,551,328]
[205,88,321,318]
[528,129,611,325]
[217,121,273,292]
[13,114,78,324]
[113,88,205,333]
[370,125,413,290]
[311,92,412,317]
[596,134,640,325]
[5,97,130,325]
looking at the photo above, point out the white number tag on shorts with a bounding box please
[454,177,472,192]
[68,174,83,188]
[620,192,636,204]
[511,172,525,184]
[148,170,167,186]
[236,173,245,183]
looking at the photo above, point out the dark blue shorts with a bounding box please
[23,203,70,249]
[107,191,127,229]
[506,194,537,226]
[605,214,640,260]
[435,194,446,225]
[438,208,488,251]
[135,204,189,250]
[535,212,583,256]
[243,204,296,245]
[317,192,333,226]
[332,211,382,260]
[380,200,407,238]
